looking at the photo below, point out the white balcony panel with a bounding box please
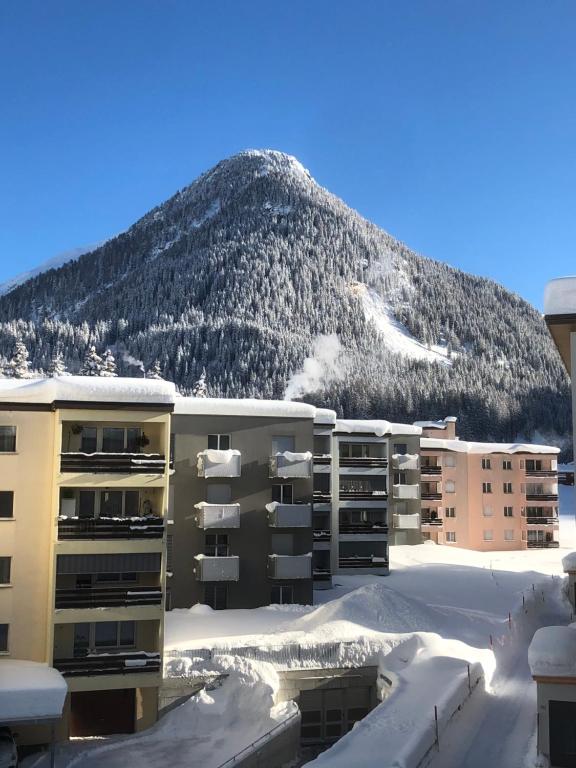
[266,502,312,528]
[393,484,420,500]
[269,554,312,579]
[393,513,421,530]
[197,450,241,478]
[195,555,239,581]
[195,503,240,529]
[270,452,312,479]
[392,454,419,471]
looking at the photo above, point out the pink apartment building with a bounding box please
[417,417,560,551]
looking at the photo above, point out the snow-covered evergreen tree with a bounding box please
[192,367,208,398]
[101,349,117,377]
[146,360,164,380]
[48,349,68,377]
[80,346,104,376]
[7,338,32,379]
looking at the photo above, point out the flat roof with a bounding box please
[335,419,422,437]
[0,376,176,406]
[174,397,317,419]
[421,437,560,455]
[0,661,67,723]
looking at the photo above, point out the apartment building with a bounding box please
[0,376,174,743]
[169,399,316,609]
[418,417,560,551]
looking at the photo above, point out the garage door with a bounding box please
[299,685,372,744]
[549,700,576,768]
[70,689,136,737]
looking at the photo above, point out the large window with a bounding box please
[75,490,141,519]
[271,585,294,605]
[0,558,11,585]
[208,434,230,450]
[339,443,370,458]
[0,624,8,652]
[74,622,135,654]
[204,584,227,610]
[0,492,14,519]
[272,436,295,454]
[204,534,229,557]
[0,427,16,453]
[272,484,293,504]
[525,459,543,472]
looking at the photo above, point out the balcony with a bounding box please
[313,529,331,541]
[195,503,240,529]
[339,490,388,500]
[270,452,312,479]
[339,523,388,535]
[421,490,442,500]
[54,651,161,678]
[55,586,162,610]
[339,556,388,570]
[420,465,442,476]
[525,470,557,478]
[421,515,443,526]
[57,516,164,540]
[268,554,312,579]
[526,540,560,549]
[195,555,239,581]
[267,502,312,528]
[197,450,241,478]
[393,513,421,530]
[525,516,558,526]
[392,454,419,471]
[313,490,332,503]
[524,484,558,502]
[313,568,332,582]
[60,452,166,474]
[525,493,559,502]
[393,484,420,500]
[339,457,388,469]
[313,454,332,465]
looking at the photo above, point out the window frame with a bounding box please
[482,482,492,494]
[270,585,294,605]
[0,491,14,520]
[481,458,492,470]
[208,434,231,451]
[272,484,294,504]
[0,557,11,586]
[445,531,456,543]
[0,426,16,453]
[204,533,229,557]
[504,506,514,517]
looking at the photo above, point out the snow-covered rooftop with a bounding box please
[0,660,67,722]
[562,552,576,572]
[335,419,422,437]
[314,408,337,425]
[421,437,560,455]
[413,417,457,429]
[544,276,576,316]
[528,625,576,677]
[174,397,317,419]
[0,376,176,405]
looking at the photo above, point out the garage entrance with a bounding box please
[549,700,576,768]
[70,689,136,737]
[299,684,372,744]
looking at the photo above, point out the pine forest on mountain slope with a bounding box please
[0,150,570,449]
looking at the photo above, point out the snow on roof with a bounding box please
[314,408,337,425]
[174,397,317,419]
[414,417,457,429]
[544,276,576,316]
[562,552,576,572]
[335,419,422,437]
[0,660,67,721]
[421,437,560,455]
[0,376,176,405]
[528,626,576,677]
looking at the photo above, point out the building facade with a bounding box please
[418,417,560,551]
[0,377,173,742]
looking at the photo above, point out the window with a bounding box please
[481,458,491,470]
[482,482,492,494]
[339,443,369,458]
[445,480,455,493]
[446,532,456,543]
[525,459,542,472]
[166,533,174,572]
[483,530,493,541]
[95,572,137,584]
[445,507,456,518]
[0,492,14,519]
[94,621,135,649]
[204,584,227,610]
[271,585,294,605]
[504,506,513,517]
[394,472,407,485]
[483,506,493,517]
[504,530,515,541]
[80,427,97,453]
[444,454,456,467]
[100,490,140,518]
[78,490,96,518]
[272,436,295,454]
[205,534,229,556]
[272,484,293,504]
[0,427,16,453]
[208,434,230,450]
[206,484,232,504]
[0,558,11,585]
[502,460,512,471]
[0,624,8,652]
[393,443,408,455]
[503,482,513,494]
[102,428,125,453]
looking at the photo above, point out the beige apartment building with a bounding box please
[0,376,174,744]
[418,417,559,551]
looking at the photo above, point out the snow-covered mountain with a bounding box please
[0,149,570,445]
[0,244,101,296]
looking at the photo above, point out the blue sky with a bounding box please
[1,1,575,308]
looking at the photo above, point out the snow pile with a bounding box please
[544,276,576,316]
[0,661,67,721]
[0,376,176,404]
[421,437,560,455]
[528,625,576,677]
[336,419,421,437]
[414,417,457,429]
[314,407,337,425]
[174,397,317,419]
[562,552,576,572]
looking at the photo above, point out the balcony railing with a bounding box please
[339,457,388,468]
[270,452,312,479]
[54,651,161,677]
[526,540,560,549]
[313,455,331,465]
[393,513,421,530]
[268,554,312,579]
[525,516,558,525]
[55,586,162,610]
[57,516,164,540]
[60,452,166,474]
[313,568,332,581]
[393,484,420,500]
[195,555,239,581]
[339,523,388,534]
[420,466,442,476]
[421,492,442,500]
[525,470,557,477]
[421,516,443,526]
[525,494,559,502]
[267,503,312,528]
[197,450,241,478]
[195,503,241,529]
[339,490,388,500]
[313,491,332,503]
[339,556,388,569]
[313,529,331,541]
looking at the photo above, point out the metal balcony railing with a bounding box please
[525,516,558,525]
[55,586,162,610]
[338,490,388,500]
[60,453,165,474]
[54,651,161,677]
[526,540,560,549]
[421,492,442,500]
[525,470,557,477]
[338,457,388,468]
[421,516,443,526]
[339,523,388,534]
[57,517,164,540]
[339,556,388,569]
[420,466,442,475]
[313,529,331,541]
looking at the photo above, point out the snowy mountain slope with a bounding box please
[0,149,570,445]
[0,244,101,296]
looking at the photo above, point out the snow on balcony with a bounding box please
[269,553,312,579]
[197,449,241,478]
[393,513,421,530]
[393,483,420,500]
[266,502,312,527]
[195,503,240,529]
[269,451,312,478]
[392,453,419,471]
[194,555,239,581]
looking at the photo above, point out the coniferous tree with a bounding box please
[192,367,208,398]
[48,349,68,377]
[101,349,117,377]
[7,338,31,379]
[80,346,104,376]
[146,360,164,380]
